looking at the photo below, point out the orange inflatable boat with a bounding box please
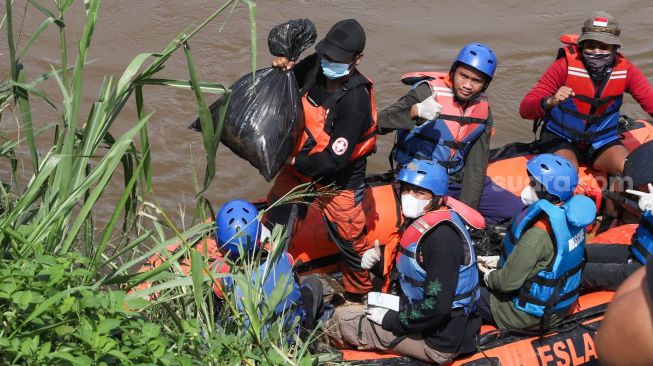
[340,291,612,365]
[137,117,652,364]
[487,116,653,198]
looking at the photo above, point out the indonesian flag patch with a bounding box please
[593,16,609,27]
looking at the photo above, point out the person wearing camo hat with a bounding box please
[519,10,653,222]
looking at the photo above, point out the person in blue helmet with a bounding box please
[213,199,324,333]
[378,43,524,226]
[326,160,482,364]
[476,154,597,331]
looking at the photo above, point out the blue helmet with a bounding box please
[454,43,497,79]
[526,154,579,202]
[216,199,260,259]
[397,160,449,196]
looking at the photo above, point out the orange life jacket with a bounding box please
[288,72,377,180]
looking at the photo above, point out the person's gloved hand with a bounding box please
[626,183,653,212]
[415,95,442,121]
[477,255,500,270]
[361,240,382,270]
[483,269,495,287]
[477,260,493,276]
[365,307,389,325]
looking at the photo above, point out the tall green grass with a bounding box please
[0,0,326,364]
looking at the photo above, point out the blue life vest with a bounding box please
[501,195,596,318]
[544,45,629,150]
[396,206,479,316]
[631,211,653,265]
[225,252,303,324]
[393,72,489,174]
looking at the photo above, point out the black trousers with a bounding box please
[478,287,496,325]
[582,244,642,292]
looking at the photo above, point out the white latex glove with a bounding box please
[483,269,495,287]
[477,255,500,270]
[415,94,442,121]
[361,240,382,270]
[365,307,390,325]
[477,261,493,276]
[626,183,653,212]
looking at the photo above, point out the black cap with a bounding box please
[315,19,365,62]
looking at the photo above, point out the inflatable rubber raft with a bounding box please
[340,291,611,365]
[137,117,652,364]
[487,116,653,198]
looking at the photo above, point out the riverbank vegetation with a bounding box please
[0,0,323,364]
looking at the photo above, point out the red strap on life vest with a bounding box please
[445,196,486,229]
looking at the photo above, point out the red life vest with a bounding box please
[288,72,377,180]
[544,43,629,149]
[393,72,489,174]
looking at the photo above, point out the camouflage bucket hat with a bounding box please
[577,11,622,47]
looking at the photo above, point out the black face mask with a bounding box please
[582,50,616,81]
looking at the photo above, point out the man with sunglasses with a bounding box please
[267,19,377,301]
[520,11,653,190]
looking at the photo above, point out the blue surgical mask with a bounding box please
[320,59,353,80]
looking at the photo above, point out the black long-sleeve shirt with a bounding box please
[382,224,481,353]
[290,53,372,189]
[377,83,491,209]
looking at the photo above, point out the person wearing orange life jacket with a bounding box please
[520,12,653,210]
[477,154,597,332]
[326,160,483,364]
[267,19,377,300]
[379,43,524,225]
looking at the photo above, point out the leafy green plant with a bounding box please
[0,0,327,364]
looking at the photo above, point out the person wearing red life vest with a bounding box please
[267,19,377,300]
[520,11,653,220]
[379,43,525,226]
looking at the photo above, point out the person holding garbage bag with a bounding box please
[267,19,378,300]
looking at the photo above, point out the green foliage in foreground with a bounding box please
[0,248,323,365]
[0,254,192,365]
[0,0,327,364]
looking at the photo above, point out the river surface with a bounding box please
[2,0,653,223]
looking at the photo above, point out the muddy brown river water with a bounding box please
[2,0,653,224]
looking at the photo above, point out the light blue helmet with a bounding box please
[216,199,260,259]
[454,43,497,80]
[397,160,449,196]
[526,154,579,202]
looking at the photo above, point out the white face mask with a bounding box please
[520,185,540,206]
[401,194,431,218]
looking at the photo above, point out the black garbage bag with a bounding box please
[268,19,317,61]
[189,19,316,181]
